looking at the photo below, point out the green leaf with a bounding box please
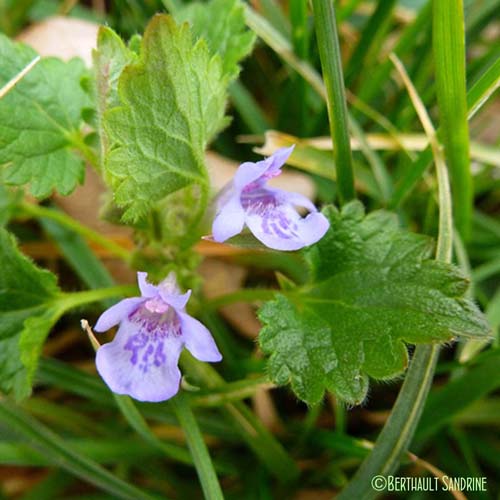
[0,228,61,399]
[93,27,138,165]
[0,35,91,198]
[258,201,491,405]
[175,0,255,79]
[103,14,229,222]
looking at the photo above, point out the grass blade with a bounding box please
[433,0,471,238]
[357,1,432,106]
[113,394,193,465]
[289,0,309,135]
[312,0,355,203]
[467,56,500,120]
[244,4,326,99]
[0,400,159,500]
[0,56,40,99]
[229,81,271,134]
[389,54,500,208]
[171,395,224,500]
[345,0,398,87]
[39,214,114,290]
[415,351,500,444]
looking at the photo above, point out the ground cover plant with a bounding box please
[0,0,499,498]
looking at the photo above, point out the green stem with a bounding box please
[19,202,131,262]
[204,288,277,310]
[70,132,100,171]
[332,396,346,434]
[180,180,210,250]
[171,395,224,500]
[190,376,274,407]
[56,285,136,313]
[312,0,355,203]
[180,354,300,482]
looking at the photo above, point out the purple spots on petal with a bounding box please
[154,342,166,367]
[124,332,148,365]
[124,306,182,373]
[140,343,155,373]
[125,335,168,374]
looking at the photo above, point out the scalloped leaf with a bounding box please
[103,15,229,222]
[175,0,255,79]
[259,202,491,405]
[0,35,90,198]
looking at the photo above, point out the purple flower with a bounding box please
[212,146,329,251]
[94,272,222,402]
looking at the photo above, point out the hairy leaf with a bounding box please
[0,35,90,197]
[103,14,229,222]
[93,26,137,165]
[259,202,491,405]
[175,0,255,79]
[0,228,61,399]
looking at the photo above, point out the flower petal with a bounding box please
[294,211,331,246]
[137,272,158,297]
[179,312,222,362]
[96,320,183,402]
[212,194,245,242]
[245,202,329,251]
[272,188,317,212]
[160,290,192,310]
[233,146,295,190]
[266,145,295,172]
[233,160,270,190]
[94,297,144,332]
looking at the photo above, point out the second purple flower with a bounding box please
[212,146,330,251]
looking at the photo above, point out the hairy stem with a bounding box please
[20,202,131,262]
